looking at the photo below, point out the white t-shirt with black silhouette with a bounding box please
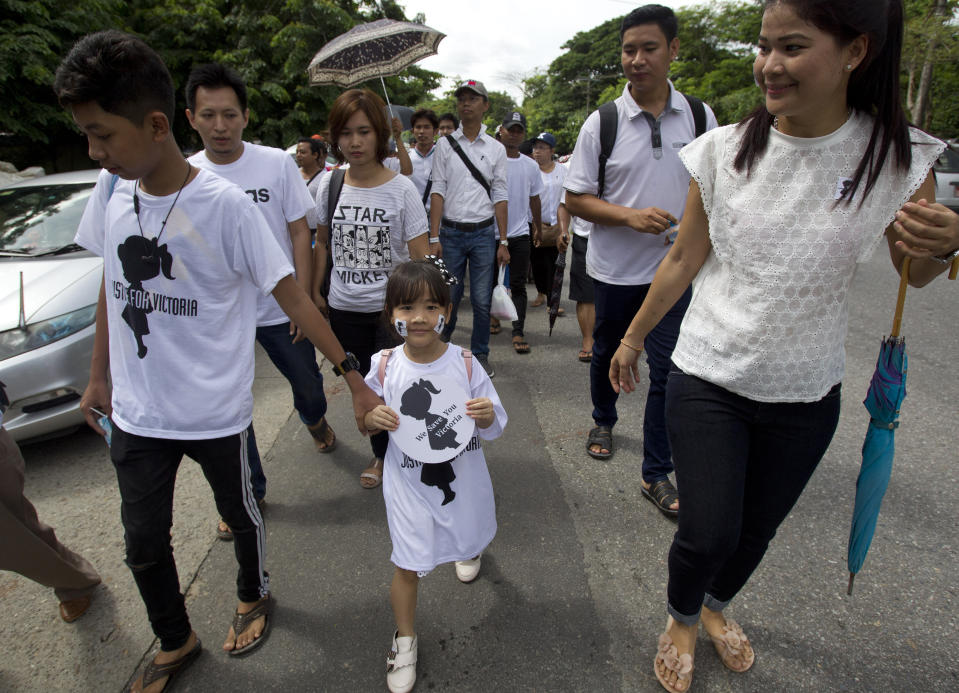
[188,142,313,327]
[314,171,428,313]
[75,168,293,440]
[365,343,507,573]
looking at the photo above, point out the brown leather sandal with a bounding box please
[307,417,337,453]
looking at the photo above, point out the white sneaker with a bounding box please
[386,631,417,693]
[454,555,482,583]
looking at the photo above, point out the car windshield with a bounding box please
[934,148,959,173]
[0,182,95,255]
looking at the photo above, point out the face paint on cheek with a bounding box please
[394,319,408,337]
[434,315,445,334]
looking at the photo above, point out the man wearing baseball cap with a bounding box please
[429,79,509,377]
[495,111,543,355]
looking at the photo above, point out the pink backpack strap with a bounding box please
[377,348,394,386]
[462,349,472,381]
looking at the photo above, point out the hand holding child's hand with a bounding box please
[466,397,494,429]
[365,404,399,432]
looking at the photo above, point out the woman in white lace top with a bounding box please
[607,1,959,691]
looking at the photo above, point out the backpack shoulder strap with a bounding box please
[327,168,346,221]
[327,168,346,246]
[377,348,394,386]
[683,93,707,139]
[461,349,473,381]
[597,101,619,200]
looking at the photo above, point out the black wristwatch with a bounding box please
[333,352,361,377]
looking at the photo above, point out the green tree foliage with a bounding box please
[903,0,959,136]
[126,0,441,154]
[519,2,764,153]
[0,0,122,150]
[1,0,441,169]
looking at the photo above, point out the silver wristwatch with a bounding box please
[932,247,959,264]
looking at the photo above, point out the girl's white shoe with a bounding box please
[454,555,482,583]
[386,631,417,693]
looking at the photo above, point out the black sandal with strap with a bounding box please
[586,425,613,460]
[228,595,275,657]
[131,638,202,692]
[642,479,680,518]
[307,417,337,453]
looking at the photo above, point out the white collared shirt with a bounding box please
[498,154,544,238]
[409,144,434,211]
[564,81,718,285]
[430,126,508,223]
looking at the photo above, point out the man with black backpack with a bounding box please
[428,79,509,377]
[564,4,717,517]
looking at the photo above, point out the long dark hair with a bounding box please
[734,0,910,206]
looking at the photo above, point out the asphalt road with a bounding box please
[2,250,957,692]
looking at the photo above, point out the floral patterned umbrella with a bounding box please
[307,19,445,89]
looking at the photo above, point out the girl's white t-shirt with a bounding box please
[75,168,293,439]
[365,344,507,573]
[674,113,944,402]
[315,171,428,313]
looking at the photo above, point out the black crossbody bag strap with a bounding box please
[445,134,492,198]
[422,178,433,206]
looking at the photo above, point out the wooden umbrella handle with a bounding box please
[949,255,958,281]
[891,256,911,338]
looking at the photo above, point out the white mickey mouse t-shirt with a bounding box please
[75,168,293,439]
[315,171,428,313]
[365,344,507,573]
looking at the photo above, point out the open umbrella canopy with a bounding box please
[307,19,445,89]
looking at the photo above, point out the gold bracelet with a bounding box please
[620,339,643,353]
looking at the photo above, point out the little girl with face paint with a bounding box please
[363,258,507,693]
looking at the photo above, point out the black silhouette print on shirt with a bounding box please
[400,378,461,505]
[117,235,174,359]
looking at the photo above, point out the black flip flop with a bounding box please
[642,479,680,518]
[130,638,202,692]
[228,594,275,657]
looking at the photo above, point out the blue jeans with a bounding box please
[440,224,496,356]
[664,370,841,624]
[247,322,328,499]
[590,280,691,483]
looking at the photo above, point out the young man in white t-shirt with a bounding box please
[184,64,336,534]
[494,112,543,354]
[564,5,718,517]
[56,31,379,691]
[407,108,438,213]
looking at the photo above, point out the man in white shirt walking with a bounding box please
[564,5,717,517]
[407,108,438,213]
[495,111,543,354]
[429,80,509,377]
[185,64,337,533]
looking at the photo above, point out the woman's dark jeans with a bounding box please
[664,369,841,624]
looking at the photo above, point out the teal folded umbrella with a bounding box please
[846,258,911,595]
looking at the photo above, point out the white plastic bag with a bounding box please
[490,265,518,321]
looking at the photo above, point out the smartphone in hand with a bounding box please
[89,407,112,447]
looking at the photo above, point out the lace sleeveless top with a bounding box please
[673,113,944,402]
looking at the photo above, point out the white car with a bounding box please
[934,145,959,214]
[0,170,101,442]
